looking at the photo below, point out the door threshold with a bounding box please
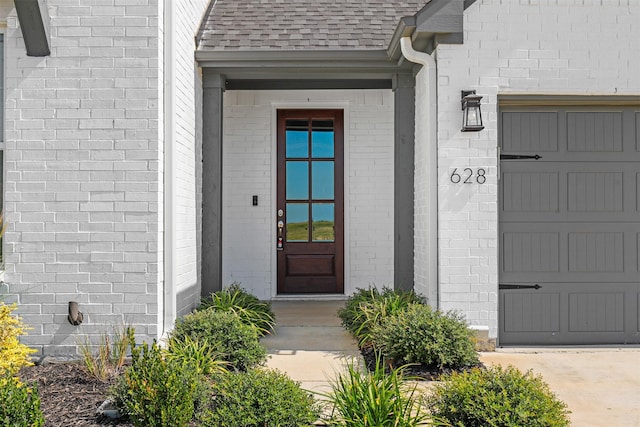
[272,294,347,301]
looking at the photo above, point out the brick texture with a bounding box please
[3,0,208,355]
[222,90,395,300]
[432,0,640,338]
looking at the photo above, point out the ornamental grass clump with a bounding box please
[78,324,132,382]
[199,283,275,336]
[323,356,431,427]
[427,365,571,427]
[338,287,425,348]
[165,335,228,377]
[371,303,479,370]
[170,309,267,371]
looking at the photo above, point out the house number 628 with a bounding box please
[450,168,486,184]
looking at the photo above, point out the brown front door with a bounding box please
[277,110,344,294]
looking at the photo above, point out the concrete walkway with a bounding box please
[263,301,640,426]
[262,300,360,395]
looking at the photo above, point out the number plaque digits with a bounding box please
[450,168,487,185]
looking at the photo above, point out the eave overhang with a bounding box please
[388,0,472,61]
[196,49,413,89]
[14,0,51,56]
[196,0,473,88]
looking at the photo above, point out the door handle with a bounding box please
[277,220,284,250]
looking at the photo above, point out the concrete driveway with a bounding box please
[480,348,640,427]
[265,302,640,426]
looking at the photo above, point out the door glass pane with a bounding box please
[286,203,309,242]
[312,203,334,242]
[312,161,334,200]
[311,120,334,158]
[286,161,308,200]
[286,119,309,158]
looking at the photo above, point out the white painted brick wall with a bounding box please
[413,68,433,304]
[434,0,640,338]
[3,1,162,355]
[1,0,209,353]
[222,90,394,300]
[170,0,208,315]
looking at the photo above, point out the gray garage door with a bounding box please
[499,104,640,345]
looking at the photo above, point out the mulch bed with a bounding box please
[16,349,481,426]
[18,361,133,427]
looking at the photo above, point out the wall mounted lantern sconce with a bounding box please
[461,90,484,132]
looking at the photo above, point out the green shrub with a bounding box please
[170,309,266,371]
[198,369,320,427]
[113,333,199,427]
[199,283,275,336]
[428,365,570,427]
[372,303,479,370]
[338,287,425,347]
[0,302,36,376]
[0,375,45,427]
[323,356,430,427]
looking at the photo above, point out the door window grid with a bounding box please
[284,119,335,243]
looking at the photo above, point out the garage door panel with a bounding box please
[501,226,636,283]
[502,112,559,152]
[568,232,624,272]
[502,287,626,334]
[637,173,640,211]
[638,293,640,332]
[502,232,559,273]
[502,172,559,212]
[567,172,623,212]
[501,163,638,222]
[500,282,640,344]
[500,105,640,345]
[569,292,625,332]
[636,112,640,151]
[501,109,640,162]
[503,292,560,333]
[567,112,623,152]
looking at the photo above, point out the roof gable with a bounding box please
[197,0,429,51]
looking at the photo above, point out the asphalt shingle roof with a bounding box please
[198,0,429,51]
